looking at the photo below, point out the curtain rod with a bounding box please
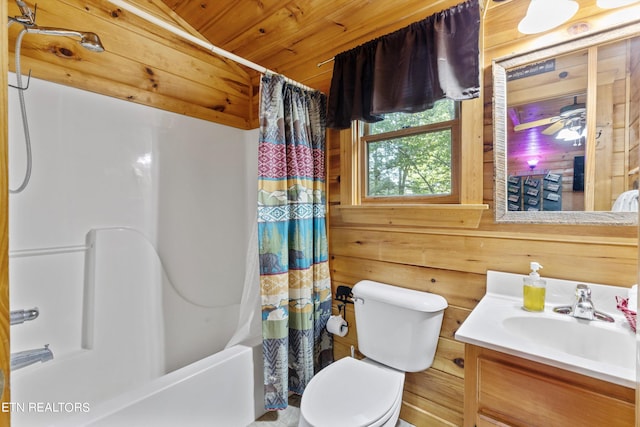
[317,57,335,68]
[106,0,317,92]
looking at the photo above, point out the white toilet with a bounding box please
[299,280,448,427]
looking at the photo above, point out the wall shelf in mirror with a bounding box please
[493,21,640,225]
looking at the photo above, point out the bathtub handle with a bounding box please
[10,307,39,326]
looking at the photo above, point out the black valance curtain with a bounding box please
[327,0,480,129]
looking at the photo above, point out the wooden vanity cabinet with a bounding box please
[464,345,635,427]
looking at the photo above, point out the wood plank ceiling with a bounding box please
[158,0,466,93]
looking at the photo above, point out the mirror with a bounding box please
[494,23,639,224]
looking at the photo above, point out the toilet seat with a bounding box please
[299,357,405,427]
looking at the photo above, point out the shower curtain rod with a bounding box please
[106,0,317,92]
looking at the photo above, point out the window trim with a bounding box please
[358,102,461,204]
[331,99,488,230]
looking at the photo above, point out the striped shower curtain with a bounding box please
[257,73,332,411]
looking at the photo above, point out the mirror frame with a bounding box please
[493,23,640,225]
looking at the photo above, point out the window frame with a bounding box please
[358,102,461,204]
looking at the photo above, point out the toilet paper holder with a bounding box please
[336,303,348,325]
[336,285,353,304]
[333,285,352,328]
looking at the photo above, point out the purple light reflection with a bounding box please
[508,127,558,172]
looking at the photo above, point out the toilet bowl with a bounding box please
[299,357,404,427]
[298,280,448,427]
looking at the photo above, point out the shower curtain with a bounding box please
[257,73,332,411]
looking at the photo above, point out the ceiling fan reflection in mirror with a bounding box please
[513,96,586,135]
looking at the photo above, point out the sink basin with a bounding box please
[455,270,636,388]
[502,315,635,370]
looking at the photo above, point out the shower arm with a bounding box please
[25,27,83,38]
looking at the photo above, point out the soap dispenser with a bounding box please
[523,262,546,312]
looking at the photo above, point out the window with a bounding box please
[359,99,460,204]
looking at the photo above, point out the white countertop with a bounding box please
[455,270,636,388]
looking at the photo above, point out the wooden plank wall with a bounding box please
[6,0,254,130]
[598,39,632,209]
[1,0,11,424]
[327,4,639,427]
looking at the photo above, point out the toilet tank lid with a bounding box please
[352,280,448,312]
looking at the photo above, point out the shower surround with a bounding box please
[8,74,260,424]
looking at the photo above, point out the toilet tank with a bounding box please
[352,280,448,372]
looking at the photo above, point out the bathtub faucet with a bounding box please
[11,344,54,371]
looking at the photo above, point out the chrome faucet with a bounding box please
[572,284,595,320]
[553,284,614,322]
[11,344,54,371]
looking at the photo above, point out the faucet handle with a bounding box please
[576,284,591,299]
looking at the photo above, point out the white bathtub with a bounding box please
[57,341,264,427]
[10,228,264,426]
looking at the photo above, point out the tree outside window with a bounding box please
[361,99,460,203]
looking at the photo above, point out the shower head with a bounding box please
[79,32,105,52]
[25,26,105,53]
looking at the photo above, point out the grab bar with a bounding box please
[10,307,39,325]
[9,244,89,258]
